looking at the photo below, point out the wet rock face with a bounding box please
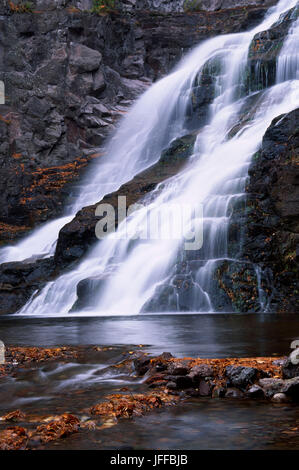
[217,107,299,314]
[0,258,55,314]
[244,108,299,313]
[215,261,261,312]
[246,5,299,92]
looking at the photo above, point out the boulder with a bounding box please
[282,353,299,379]
[188,364,215,382]
[133,353,152,376]
[168,362,190,376]
[198,379,213,396]
[258,378,285,397]
[0,258,56,315]
[271,393,290,403]
[246,384,265,398]
[282,376,299,401]
[226,365,259,389]
[165,375,193,389]
[69,44,102,73]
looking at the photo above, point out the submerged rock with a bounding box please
[225,387,244,398]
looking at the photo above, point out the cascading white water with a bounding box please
[18,0,299,315]
[0,54,205,263]
[277,12,299,82]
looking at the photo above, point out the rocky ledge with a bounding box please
[134,350,299,402]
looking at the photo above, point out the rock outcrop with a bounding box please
[218,108,299,313]
[0,258,56,314]
[246,4,299,92]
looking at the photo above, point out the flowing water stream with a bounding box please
[2,0,299,315]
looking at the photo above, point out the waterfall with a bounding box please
[0,49,207,263]
[16,0,299,315]
[277,12,299,82]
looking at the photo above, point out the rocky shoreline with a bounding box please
[0,345,298,450]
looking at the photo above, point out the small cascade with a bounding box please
[277,10,299,82]
[14,0,299,315]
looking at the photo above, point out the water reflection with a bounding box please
[0,313,298,358]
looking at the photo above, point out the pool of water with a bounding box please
[1,313,298,450]
[0,313,298,357]
[46,399,299,450]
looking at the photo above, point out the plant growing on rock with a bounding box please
[92,0,116,14]
[9,1,33,12]
[183,0,202,12]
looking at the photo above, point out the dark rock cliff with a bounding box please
[215,108,299,313]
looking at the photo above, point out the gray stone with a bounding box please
[271,393,290,403]
[92,70,106,95]
[226,366,259,389]
[166,375,193,389]
[246,384,265,398]
[198,379,213,397]
[69,43,102,73]
[168,362,190,376]
[259,378,285,397]
[282,353,299,379]
[188,364,215,382]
